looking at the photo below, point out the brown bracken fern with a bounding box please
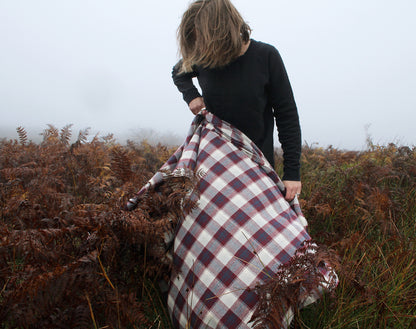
[0,126,181,328]
[1,127,415,328]
[249,243,340,329]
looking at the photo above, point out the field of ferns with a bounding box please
[1,125,415,329]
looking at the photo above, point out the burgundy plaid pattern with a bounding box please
[130,110,335,328]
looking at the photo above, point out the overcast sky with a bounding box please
[1,0,415,149]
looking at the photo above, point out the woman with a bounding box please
[127,0,337,328]
[172,0,302,202]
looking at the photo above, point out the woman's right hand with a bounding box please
[189,97,205,115]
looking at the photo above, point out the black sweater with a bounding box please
[172,39,301,181]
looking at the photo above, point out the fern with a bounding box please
[110,146,133,184]
[0,126,193,328]
[77,127,91,144]
[16,126,27,145]
[60,124,73,145]
[1,126,415,328]
[249,244,339,328]
[41,124,59,143]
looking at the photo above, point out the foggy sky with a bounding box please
[1,0,415,149]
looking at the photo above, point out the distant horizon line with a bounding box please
[1,124,414,151]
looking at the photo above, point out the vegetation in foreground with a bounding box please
[0,125,415,328]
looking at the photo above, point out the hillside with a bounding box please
[1,126,415,328]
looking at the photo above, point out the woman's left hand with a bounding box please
[282,180,302,201]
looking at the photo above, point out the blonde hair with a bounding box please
[178,0,251,73]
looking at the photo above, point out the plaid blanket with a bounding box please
[127,110,337,328]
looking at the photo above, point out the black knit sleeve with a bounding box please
[172,61,201,105]
[268,47,301,181]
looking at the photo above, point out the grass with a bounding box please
[286,144,416,328]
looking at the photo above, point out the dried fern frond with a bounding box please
[111,146,133,184]
[16,126,27,145]
[41,124,59,143]
[133,168,200,222]
[101,133,116,145]
[249,243,339,329]
[77,127,91,144]
[60,124,73,145]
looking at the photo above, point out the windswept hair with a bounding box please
[178,0,251,73]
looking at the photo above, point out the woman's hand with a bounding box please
[282,180,302,201]
[189,97,205,115]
